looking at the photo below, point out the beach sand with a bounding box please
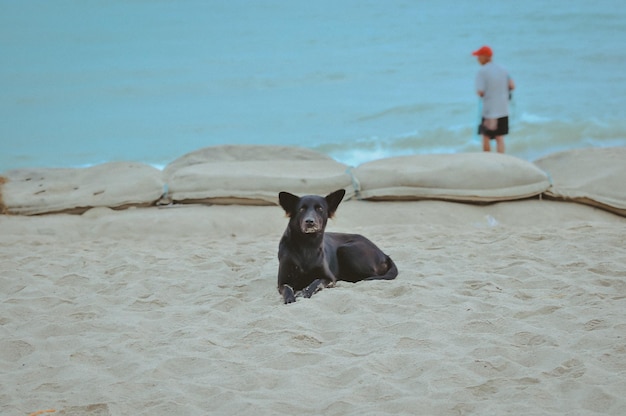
[2,199,626,415]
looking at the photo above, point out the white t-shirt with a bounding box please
[475,62,510,119]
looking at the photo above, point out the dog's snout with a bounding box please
[301,212,320,233]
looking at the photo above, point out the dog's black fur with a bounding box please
[277,189,398,304]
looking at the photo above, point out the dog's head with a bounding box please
[279,189,346,235]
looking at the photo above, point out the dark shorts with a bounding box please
[478,116,509,139]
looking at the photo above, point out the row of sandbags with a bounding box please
[1,145,624,217]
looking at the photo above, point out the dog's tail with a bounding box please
[366,255,398,281]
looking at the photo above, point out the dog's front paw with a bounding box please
[302,279,327,298]
[282,285,296,304]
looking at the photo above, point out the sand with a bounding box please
[1,199,626,415]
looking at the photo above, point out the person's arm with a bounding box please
[476,71,486,97]
[508,76,515,100]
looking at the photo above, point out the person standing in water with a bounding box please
[473,45,515,153]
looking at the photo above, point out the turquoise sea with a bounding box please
[1,0,625,171]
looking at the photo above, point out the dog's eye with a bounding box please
[315,205,324,212]
[299,206,306,212]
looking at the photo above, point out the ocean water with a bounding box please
[1,0,625,171]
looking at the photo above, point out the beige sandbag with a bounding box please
[167,160,355,206]
[164,145,355,205]
[0,162,165,215]
[353,152,550,202]
[534,147,626,217]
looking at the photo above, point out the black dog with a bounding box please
[277,189,398,304]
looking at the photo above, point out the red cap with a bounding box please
[472,45,493,57]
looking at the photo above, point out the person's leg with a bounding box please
[494,117,508,153]
[495,136,505,153]
[482,135,491,152]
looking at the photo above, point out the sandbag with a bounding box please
[534,147,626,217]
[163,145,355,205]
[0,162,165,215]
[352,152,550,202]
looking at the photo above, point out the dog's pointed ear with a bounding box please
[278,191,300,217]
[325,189,346,217]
